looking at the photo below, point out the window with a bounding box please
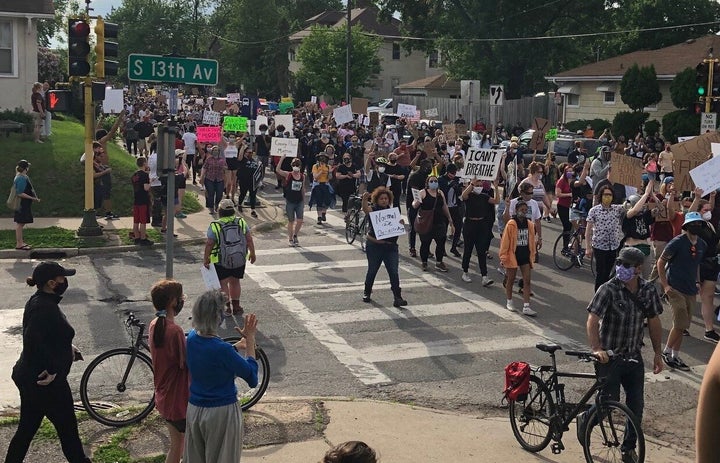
[0,21,13,75]
[428,50,440,68]
[644,103,657,111]
[288,48,296,62]
[392,43,400,60]
[566,93,580,107]
[603,91,615,104]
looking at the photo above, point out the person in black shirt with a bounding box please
[385,153,405,210]
[438,164,464,256]
[237,148,261,218]
[568,141,586,165]
[406,159,432,257]
[460,178,498,285]
[412,175,454,272]
[6,262,91,463]
[361,187,407,308]
[131,157,153,246]
[336,154,360,212]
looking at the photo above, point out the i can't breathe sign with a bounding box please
[461,148,504,181]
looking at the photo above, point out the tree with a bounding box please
[37,47,64,84]
[296,25,381,102]
[620,64,661,111]
[670,67,698,109]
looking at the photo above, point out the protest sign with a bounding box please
[102,89,124,114]
[226,93,240,103]
[351,97,369,115]
[194,97,204,105]
[279,101,294,114]
[369,207,406,240]
[311,95,317,104]
[212,99,226,112]
[369,112,380,127]
[690,155,720,194]
[200,264,221,290]
[196,126,222,143]
[270,137,299,157]
[454,123,467,138]
[322,104,335,115]
[411,188,422,203]
[202,110,221,126]
[546,128,558,141]
[530,117,550,151]
[333,105,354,125]
[397,103,417,118]
[222,116,247,132]
[443,124,456,140]
[461,148,504,180]
[425,108,439,118]
[609,153,644,187]
[253,115,268,135]
[671,131,720,192]
[712,143,720,157]
[274,114,294,134]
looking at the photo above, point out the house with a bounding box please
[288,1,443,102]
[545,35,718,125]
[395,73,461,99]
[0,0,54,112]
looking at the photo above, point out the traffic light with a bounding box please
[68,18,91,76]
[712,63,720,97]
[47,90,71,112]
[697,62,710,97]
[94,17,119,78]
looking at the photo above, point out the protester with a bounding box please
[182,125,200,184]
[693,194,720,343]
[438,164,463,257]
[310,152,332,225]
[5,262,91,463]
[130,157,154,246]
[200,146,227,214]
[412,175,453,272]
[276,156,305,246]
[336,152,361,213]
[30,82,45,143]
[406,159,432,257]
[222,132,241,201]
[460,178,498,286]
[12,160,39,251]
[586,184,625,291]
[621,180,655,278]
[500,200,537,316]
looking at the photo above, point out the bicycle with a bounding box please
[80,312,270,427]
[345,194,368,251]
[508,342,645,463]
[553,216,600,277]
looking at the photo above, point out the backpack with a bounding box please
[213,218,247,269]
[503,361,531,402]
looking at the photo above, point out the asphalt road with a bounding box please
[0,196,712,452]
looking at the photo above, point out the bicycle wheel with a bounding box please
[223,337,270,411]
[345,217,357,244]
[358,214,368,252]
[583,401,645,463]
[509,375,555,452]
[553,233,575,270]
[80,348,155,427]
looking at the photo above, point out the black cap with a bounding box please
[31,261,76,287]
[617,247,645,266]
[17,160,30,170]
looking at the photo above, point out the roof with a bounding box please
[547,35,720,82]
[397,74,460,90]
[0,0,54,16]
[290,7,401,42]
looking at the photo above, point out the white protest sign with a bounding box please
[226,93,241,103]
[333,105,354,125]
[102,89,124,114]
[202,110,221,126]
[712,143,720,157]
[254,115,269,135]
[270,137,299,157]
[411,188,422,203]
[677,136,696,143]
[396,103,417,118]
[461,148,504,180]
[690,155,720,193]
[311,95,317,104]
[200,265,221,290]
[274,114,294,135]
[369,207,406,240]
[425,108,439,118]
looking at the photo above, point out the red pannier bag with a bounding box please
[503,361,531,401]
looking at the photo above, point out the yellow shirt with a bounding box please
[312,164,330,183]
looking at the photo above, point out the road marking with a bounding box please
[287,279,427,294]
[358,335,543,363]
[254,244,357,256]
[319,300,493,325]
[645,365,705,390]
[251,259,369,273]
[270,290,392,385]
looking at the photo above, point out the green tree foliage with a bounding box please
[296,25,381,102]
[644,119,661,137]
[37,48,64,84]
[670,67,698,109]
[662,110,700,142]
[620,64,661,111]
[37,0,81,47]
[612,110,649,140]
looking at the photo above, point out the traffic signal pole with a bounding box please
[707,60,715,113]
[77,76,103,237]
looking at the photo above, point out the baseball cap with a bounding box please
[218,198,235,211]
[17,160,31,170]
[662,176,674,184]
[617,247,645,266]
[31,261,76,287]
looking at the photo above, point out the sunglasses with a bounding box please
[614,260,636,269]
[690,245,696,258]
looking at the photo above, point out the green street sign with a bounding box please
[128,53,218,86]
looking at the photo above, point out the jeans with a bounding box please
[407,206,419,250]
[593,357,645,452]
[497,200,506,236]
[205,179,224,209]
[593,247,618,291]
[364,240,401,296]
[462,220,492,275]
[420,222,447,263]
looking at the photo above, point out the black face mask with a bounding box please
[175,298,184,315]
[686,224,703,235]
[54,278,68,296]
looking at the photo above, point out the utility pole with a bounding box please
[345,0,351,104]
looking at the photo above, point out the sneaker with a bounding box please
[322,212,327,222]
[175,212,187,218]
[293,235,299,246]
[506,300,515,311]
[435,262,448,272]
[139,239,154,246]
[461,272,472,283]
[422,262,428,271]
[449,248,461,257]
[134,238,142,245]
[362,293,372,303]
[621,449,638,463]
[482,276,494,287]
[683,329,690,337]
[251,210,258,218]
[317,218,322,225]
[522,305,537,317]
[543,216,551,222]
[289,239,295,247]
[673,356,691,371]
[661,352,676,369]
[409,248,417,257]
[704,330,720,343]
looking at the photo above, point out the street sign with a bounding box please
[490,84,504,106]
[128,53,219,86]
[169,88,178,115]
[700,112,717,133]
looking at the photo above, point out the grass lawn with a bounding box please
[0,118,201,218]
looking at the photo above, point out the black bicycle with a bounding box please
[508,343,645,463]
[345,194,368,251]
[80,312,270,427]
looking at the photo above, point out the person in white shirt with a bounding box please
[147,144,164,227]
[182,126,200,184]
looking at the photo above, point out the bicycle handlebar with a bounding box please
[565,350,616,361]
[124,312,144,328]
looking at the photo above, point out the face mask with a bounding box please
[377,166,386,173]
[537,174,543,180]
[428,181,439,190]
[292,166,300,172]
[516,211,527,220]
[175,298,185,315]
[601,196,613,206]
[473,187,484,194]
[615,265,636,282]
[565,172,574,179]
[686,224,703,235]
[343,159,351,164]
[53,278,68,296]
[702,211,712,221]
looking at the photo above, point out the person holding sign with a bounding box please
[276,156,306,246]
[460,177,498,286]
[361,187,407,308]
[412,175,454,272]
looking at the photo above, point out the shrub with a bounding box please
[612,111,649,140]
[644,120,661,137]
[0,107,33,125]
[662,110,700,143]
[565,119,611,135]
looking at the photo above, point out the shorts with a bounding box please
[32,112,43,128]
[166,418,186,433]
[226,157,240,171]
[132,204,150,224]
[214,263,245,280]
[666,288,696,331]
[285,200,304,221]
[177,176,187,189]
[699,259,719,282]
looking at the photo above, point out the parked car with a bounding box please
[517,129,600,165]
[367,98,394,115]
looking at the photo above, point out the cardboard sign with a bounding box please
[226,93,241,103]
[222,116,248,132]
[454,123,467,138]
[369,207,406,240]
[397,103,417,118]
[333,105,354,125]
[202,110,221,126]
[369,112,380,127]
[212,99,226,112]
[274,115,293,134]
[102,89,124,114]
[530,117,550,151]
[443,124,456,140]
[671,131,720,192]
[351,97,368,115]
[461,148,504,180]
[609,153,644,187]
[652,200,674,223]
[196,126,222,143]
[690,155,720,194]
[425,108,439,118]
[195,97,204,105]
[270,137,299,157]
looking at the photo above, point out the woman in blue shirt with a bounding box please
[13,160,39,250]
[184,290,259,463]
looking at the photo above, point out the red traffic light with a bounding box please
[69,19,90,37]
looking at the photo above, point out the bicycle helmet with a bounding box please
[375,156,389,165]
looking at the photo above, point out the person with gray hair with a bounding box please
[184,289,259,463]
